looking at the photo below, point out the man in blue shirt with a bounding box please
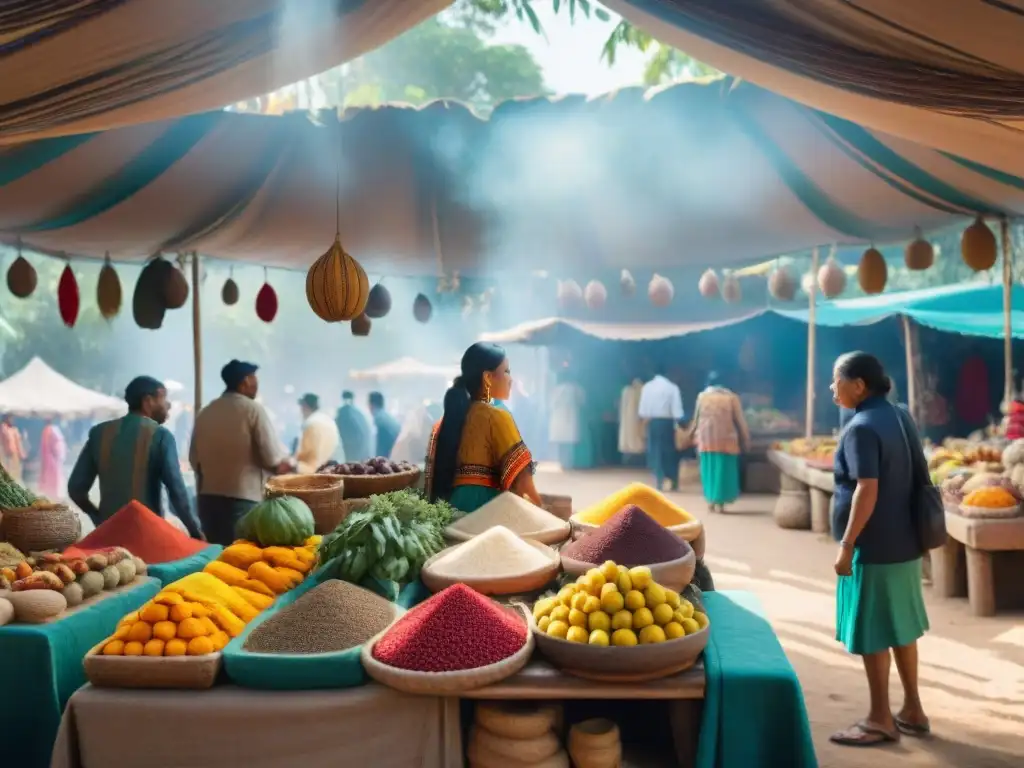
[368,391,401,459]
[68,376,202,539]
[335,390,371,463]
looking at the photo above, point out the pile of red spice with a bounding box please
[372,583,527,672]
[562,504,689,566]
[64,500,207,564]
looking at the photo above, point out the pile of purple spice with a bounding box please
[563,505,689,566]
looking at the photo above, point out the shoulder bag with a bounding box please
[890,404,947,552]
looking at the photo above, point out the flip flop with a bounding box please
[829,720,901,747]
[895,716,931,736]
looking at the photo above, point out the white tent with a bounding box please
[350,357,459,383]
[0,357,126,419]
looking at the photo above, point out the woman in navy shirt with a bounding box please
[830,352,930,747]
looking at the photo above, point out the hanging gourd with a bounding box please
[904,227,934,271]
[96,254,122,319]
[698,269,720,299]
[961,216,997,271]
[557,279,583,309]
[768,266,796,301]
[57,262,80,328]
[6,243,36,299]
[620,269,636,297]
[222,268,240,306]
[817,256,847,299]
[163,258,190,309]
[306,236,369,322]
[648,274,674,307]
[365,282,392,319]
[413,293,433,323]
[133,259,167,330]
[256,270,278,323]
[721,273,741,303]
[351,313,371,336]
[858,247,887,295]
[584,280,607,310]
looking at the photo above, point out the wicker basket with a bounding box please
[333,468,421,499]
[420,539,560,596]
[1,504,81,552]
[560,548,696,593]
[84,643,222,689]
[539,494,573,521]
[265,474,345,534]
[361,604,534,695]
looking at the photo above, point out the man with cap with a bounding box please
[294,393,340,473]
[68,376,202,538]
[190,360,292,545]
[335,390,371,464]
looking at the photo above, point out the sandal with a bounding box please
[829,720,900,747]
[895,715,930,736]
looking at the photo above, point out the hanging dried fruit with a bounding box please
[698,269,720,299]
[57,264,80,328]
[721,273,741,303]
[163,261,190,309]
[620,269,636,297]
[222,274,240,306]
[256,281,278,323]
[365,282,392,319]
[648,274,674,307]
[133,259,167,330]
[557,280,583,309]
[858,247,887,295]
[351,313,371,336]
[6,248,37,299]
[96,254,122,319]
[961,217,997,271]
[768,266,796,301]
[817,257,847,299]
[413,293,433,323]
[306,236,369,322]
[904,227,934,271]
[584,280,607,310]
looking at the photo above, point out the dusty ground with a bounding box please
[539,467,1024,768]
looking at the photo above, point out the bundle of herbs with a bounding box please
[318,490,459,591]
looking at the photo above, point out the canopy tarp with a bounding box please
[604,1,1024,175]
[0,358,127,418]
[4,79,1024,274]
[0,0,450,145]
[349,357,459,382]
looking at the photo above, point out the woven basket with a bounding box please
[332,468,421,499]
[560,548,696,593]
[1,504,80,552]
[361,603,534,695]
[84,643,222,689]
[540,494,573,521]
[265,474,345,534]
[958,503,1021,520]
[420,539,560,596]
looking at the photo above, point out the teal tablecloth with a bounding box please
[1,576,161,768]
[146,545,222,586]
[698,590,818,768]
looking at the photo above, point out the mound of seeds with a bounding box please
[244,580,394,654]
[372,583,526,672]
[562,505,689,566]
[447,493,566,538]
[431,526,553,579]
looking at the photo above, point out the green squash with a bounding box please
[236,495,315,547]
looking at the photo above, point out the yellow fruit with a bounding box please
[187,636,215,656]
[600,561,619,582]
[570,592,589,612]
[586,568,606,591]
[611,628,638,647]
[588,629,610,646]
[629,566,653,590]
[676,600,694,619]
[588,610,611,633]
[112,624,131,641]
[693,611,709,629]
[154,592,184,607]
[209,631,230,651]
[533,597,556,620]
[153,620,177,641]
[664,621,685,639]
[118,611,140,627]
[583,595,601,614]
[671,610,687,625]
[568,609,588,628]
[164,639,188,656]
[615,572,632,593]
[612,610,633,630]
[537,616,551,632]
[652,603,675,626]
[624,590,645,611]
[680,618,700,635]
[102,640,125,655]
[664,589,681,609]
[123,641,144,656]
[140,603,170,623]
[127,621,153,643]
[600,582,619,598]
[557,586,576,604]
[547,620,570,639]
[632,607,654,630]
[566,626,589,643]
[143,639,165,657]
[638,625,666,644]
[550,605,570,623]
[169,603,193,622]
[601,591,624,614]
[643,583,667,607]
[575,574,593,592]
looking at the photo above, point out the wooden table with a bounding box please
[766,451,834,533]
[931,510,1024,616]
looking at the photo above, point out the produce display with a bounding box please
[65,500,207,564]
[371,583,528,672]
[744,407,799,435]
[0,462,36,507]
[928,440,1005,485]
[205,536,317,596]
[243,580,395,655]
[318,457,418,476]
[775,437,836,465]
[235,495,315,547]
[562,505,689,567]
[317,490,456,588]
[429,526,553,580]
[941,472,1021,505]
[962,487,1018,508]
[102,591,231,657]
[532,562,707,647]
[573,483,695,529]
[445,492,569,543]
[1003,439,1024,489]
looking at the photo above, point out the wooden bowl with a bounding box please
[559,548,696,592]
[444,518,570,546]
[420,538,560,595]
[570,516,703,550]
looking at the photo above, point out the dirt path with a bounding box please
[540,468,1024,768]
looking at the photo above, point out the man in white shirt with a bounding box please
[294,393,340,473]
[638,365,684,491]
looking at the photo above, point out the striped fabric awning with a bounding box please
[604,1,1024,175]
[3,79,1024,273]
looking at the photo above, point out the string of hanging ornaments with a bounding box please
[555,270,672,310]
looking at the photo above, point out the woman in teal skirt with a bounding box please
[425,342,541,513]
[830,352,930,747]
[688,372,750,513]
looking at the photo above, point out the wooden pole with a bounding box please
[902,315,918,418]
[805,247,819,439]
[191,251,203,414]
[1001,218,1014,407]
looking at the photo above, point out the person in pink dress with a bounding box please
[0,415,26,482]
[38,419,67,500]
